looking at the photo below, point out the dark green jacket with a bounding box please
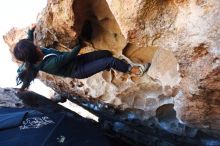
[18,28,81,77]
[39,45,81,77]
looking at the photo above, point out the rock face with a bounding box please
[0,88,24,108]
[4,0,220,138]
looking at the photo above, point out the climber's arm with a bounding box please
[50,44,81,67]
[41,48,64,55]
[27,24,36,41]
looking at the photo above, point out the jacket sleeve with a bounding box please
[41,48,64,55]
[27,27,36,41]
[53,44,81,67]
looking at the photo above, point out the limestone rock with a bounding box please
[4,0,220,138]
[0,88,23,108]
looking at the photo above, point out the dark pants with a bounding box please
[72,50,130,79]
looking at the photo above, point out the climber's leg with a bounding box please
[76,50,113,62]
[72,57,131,79]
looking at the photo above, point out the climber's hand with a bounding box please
[29,23,37,30]
[16,87,27,94]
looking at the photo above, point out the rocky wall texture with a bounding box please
[3,0,220,139]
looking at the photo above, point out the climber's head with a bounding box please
[13,39,40,64]
[13,39,41,91]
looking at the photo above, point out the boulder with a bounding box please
[4,0,220,138]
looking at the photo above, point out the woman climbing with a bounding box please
[13,24,150,91]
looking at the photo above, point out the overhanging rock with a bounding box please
[4,0,220,139]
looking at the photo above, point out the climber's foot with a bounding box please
[130,66,141,75]
[130,63,151,76]
[139,63,151,75]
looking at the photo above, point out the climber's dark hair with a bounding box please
[13,39,40,90]
[13,39,39,63]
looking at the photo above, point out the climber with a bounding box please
[13,24,151,91]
